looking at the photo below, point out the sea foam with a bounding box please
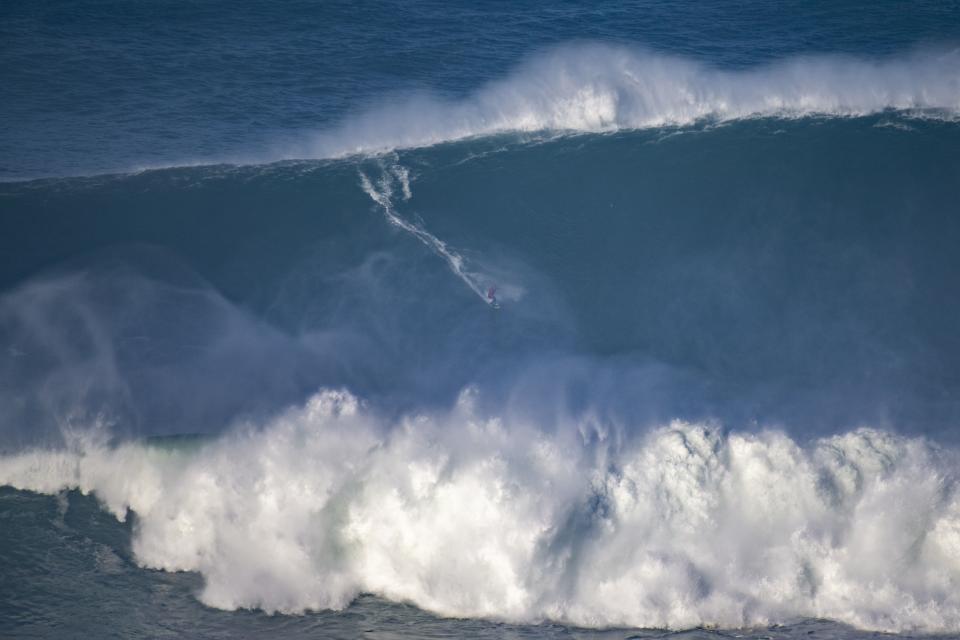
[2,388,960,632]
[297,44,960,159]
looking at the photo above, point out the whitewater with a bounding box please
[285,45,960,166]
[2,388,960,632]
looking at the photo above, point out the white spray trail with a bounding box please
[359,160,494,305]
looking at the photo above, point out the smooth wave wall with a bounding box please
[3,388,960,632]
[4,116,960,442]
[295,44,960,159]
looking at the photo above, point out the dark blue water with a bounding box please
[2,2,960,638]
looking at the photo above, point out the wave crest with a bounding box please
[300,44,960,158]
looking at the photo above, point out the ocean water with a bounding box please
[3,1,960,638]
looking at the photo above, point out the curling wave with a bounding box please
[3,388,960,632]
[299,44,960,158]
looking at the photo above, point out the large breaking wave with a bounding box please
[2,388,960,633]
[293,44,960,159]
[3,41,960,635]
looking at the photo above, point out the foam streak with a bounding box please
[360,161,492,304]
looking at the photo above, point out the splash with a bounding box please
[3,388,960,633]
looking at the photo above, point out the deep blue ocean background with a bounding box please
[2,2,960,638]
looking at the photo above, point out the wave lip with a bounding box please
[300,44,960,158]
[3,389,960,632]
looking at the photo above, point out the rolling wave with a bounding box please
[2,388,960,632]
[296,43,960,159]
[3,44,960,633]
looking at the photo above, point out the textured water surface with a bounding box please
[2,1,960,638]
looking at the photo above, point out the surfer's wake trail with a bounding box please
[359,159,493,305]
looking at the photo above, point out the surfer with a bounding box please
[487,285,498,307]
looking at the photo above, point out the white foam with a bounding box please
[298,44,960,159]
[3,388,960,632]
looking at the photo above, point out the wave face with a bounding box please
[3,389,960,632]
[300,45,960,159]
[4,117,960,443]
